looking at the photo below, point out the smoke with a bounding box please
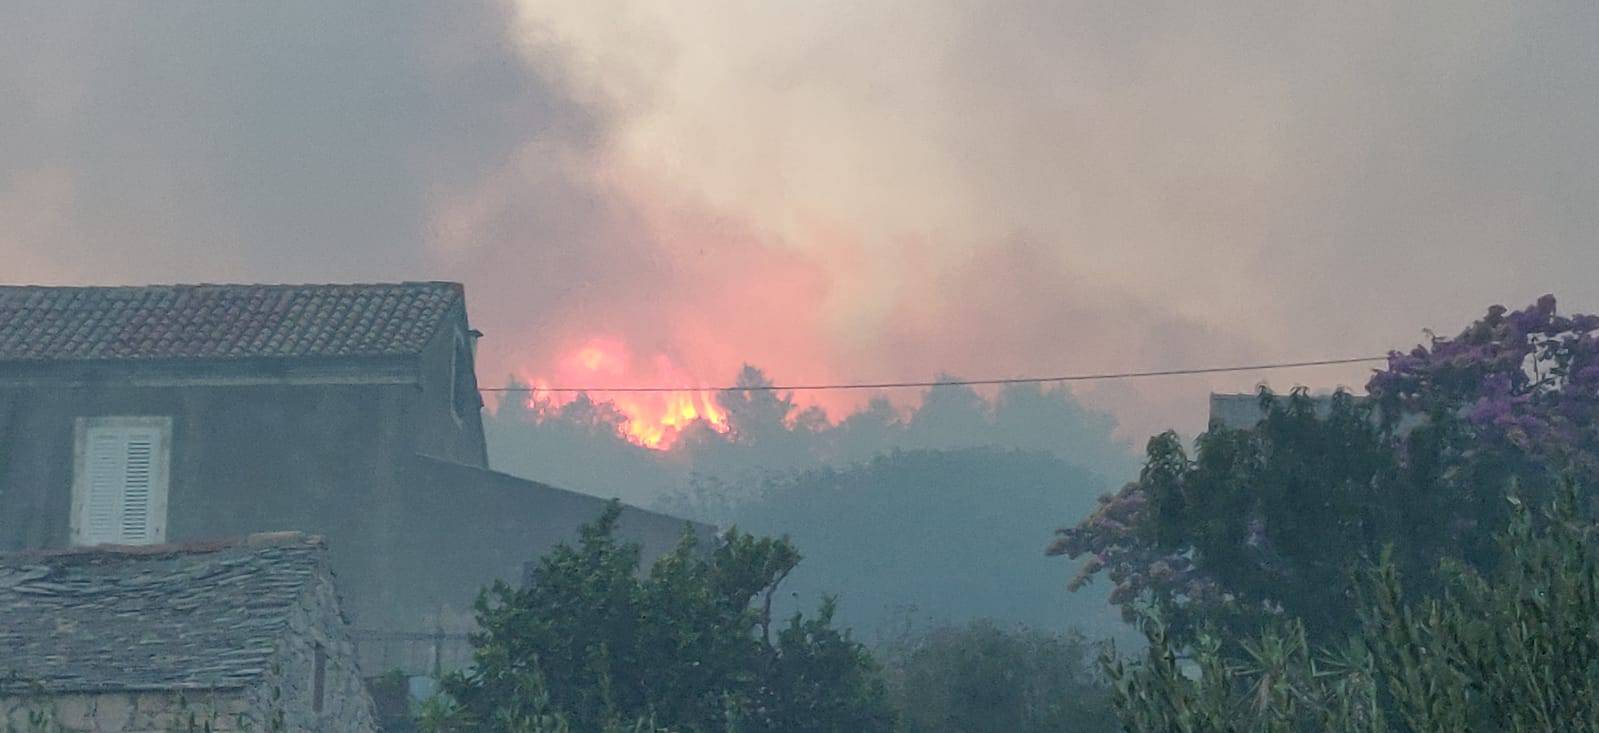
[0,1,586,282]
[480,0,1599,435]
[5,1,1599,440]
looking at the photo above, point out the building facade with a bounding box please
[0,283,701,672]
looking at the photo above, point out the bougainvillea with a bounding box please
[1372,294,1599,478]
[1051,296,1599,645]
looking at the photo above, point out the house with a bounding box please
[1209,391,1365,430]
[0,532,376,732]
[1207,392,1310,430]
[0,283,703,673]
[1209,391,1422,435]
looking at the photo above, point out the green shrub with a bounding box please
[1107,478,1599,732]
[426,501,894,733]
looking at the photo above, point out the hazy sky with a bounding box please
[4,2,1597,437]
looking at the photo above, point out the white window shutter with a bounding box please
[83,430,127,544]
[119,431,158,542]
[75,418,170,546]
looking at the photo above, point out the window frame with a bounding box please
[450,330,480,424]
[312,641,328,714]
[70,416,173,546]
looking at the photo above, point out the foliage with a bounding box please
[417,665,670,733]
[1053,391,1419,643]
[429,501,894,733]
[1106,478,1599,732]
[879,621,1118,733]
[1053,296,1599,645]
[1372,294,1599,479]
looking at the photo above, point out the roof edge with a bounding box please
[1,531,324,561]
[410,452,716,533]
[0,681,253,696]
[0,280,463,292]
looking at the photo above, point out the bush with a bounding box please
[881,621,1117,733]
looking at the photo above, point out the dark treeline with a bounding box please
[487,366,1137,506]
[486,365,1140,642]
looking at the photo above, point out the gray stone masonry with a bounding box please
[0,533,377,732]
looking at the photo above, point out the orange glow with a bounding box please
[520,338,731,449]
[578,348,605,370]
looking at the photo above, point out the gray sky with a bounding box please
[4,1,1596,438]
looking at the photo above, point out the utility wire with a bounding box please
[480,355,1388,394]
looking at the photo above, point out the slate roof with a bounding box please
[0,282,462,363]
[0,533,331,694]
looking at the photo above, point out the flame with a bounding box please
[519,338,730,449]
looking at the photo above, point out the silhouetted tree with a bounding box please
[436,502,895,733]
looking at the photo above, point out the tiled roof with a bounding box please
[0,533,330,694]
[0,282,462,363]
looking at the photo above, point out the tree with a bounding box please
[1052,296,1599,646]
[715,365,801,446]
[1054,391,1414,644]
[433,502,894,733]
[1105,478,1599,732]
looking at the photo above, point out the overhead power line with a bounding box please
[479,355,1388,394]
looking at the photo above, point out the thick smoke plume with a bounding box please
[5,2,1599,438]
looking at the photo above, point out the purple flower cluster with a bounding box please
[1373,295,1599,471]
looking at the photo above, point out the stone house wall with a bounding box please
[0,574,378,733]
[0,574,377,733]
[0,540,377,733]
[254,566,378,732]
[0,690,251,732]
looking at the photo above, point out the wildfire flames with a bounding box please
[520,338,730,449]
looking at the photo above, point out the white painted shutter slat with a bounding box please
[120,433,157,542]
[84,431,127,545]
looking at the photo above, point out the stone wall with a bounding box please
[0,548,378,733]
[0,642,377,733]
[257,566,378,732]
[0,690,252,732]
